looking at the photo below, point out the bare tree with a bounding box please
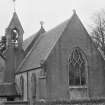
[91,10,105,54]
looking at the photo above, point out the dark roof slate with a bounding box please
[23,27,45,51]
[16,11,89,74]
[16,18,69,73]
[23,33,37,51]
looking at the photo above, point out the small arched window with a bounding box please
[20,75,24,97]
[69,47,87,86]
[31,73,37,100]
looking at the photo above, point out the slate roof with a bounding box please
[16,11,88,73]
[0,83,19,97]
[23,27,45,51]
[16,18,70,73]
[23,33,38,51]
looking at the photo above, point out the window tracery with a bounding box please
[69,47,87,86]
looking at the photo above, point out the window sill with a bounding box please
[39,76,46,79]
[69,86,87,89]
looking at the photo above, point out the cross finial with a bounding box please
[13,0,16,12]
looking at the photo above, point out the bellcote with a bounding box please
[5,12,24,47]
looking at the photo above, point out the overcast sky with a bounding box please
[0,0,105,39]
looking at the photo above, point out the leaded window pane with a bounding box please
[69,48,86,86]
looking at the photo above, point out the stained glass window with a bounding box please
[69,47,86,86]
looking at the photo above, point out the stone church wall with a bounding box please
[44,15,105,100]
[15,69,44,102]
[15,73,27,101]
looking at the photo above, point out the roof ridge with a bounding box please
[43,16,75,62]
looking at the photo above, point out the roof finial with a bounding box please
[39,21,45,33]
[72,9,76,14]
[40,21,44,28]
[13,0,16,12]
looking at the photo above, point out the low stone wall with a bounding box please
[33,98,105,105]
[3,101,29,105]
[1,98,105,105]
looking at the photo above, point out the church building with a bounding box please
[0,9,105,102]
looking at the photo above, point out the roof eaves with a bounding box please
[16,66,41,74]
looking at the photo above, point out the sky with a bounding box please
[0,0,105,39]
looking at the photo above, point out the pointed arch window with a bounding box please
[20,75,24,97]
[11,27,19,43]
[69,47,87,86]
[31,73,37,100]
